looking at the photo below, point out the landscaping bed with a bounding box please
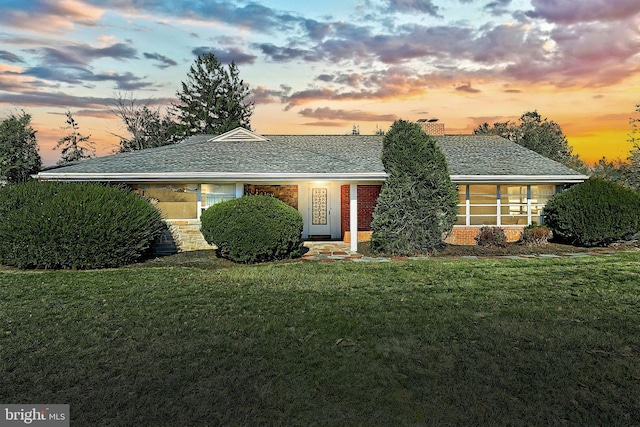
[358,240,639,258]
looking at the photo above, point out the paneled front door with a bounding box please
[308,186,331,237]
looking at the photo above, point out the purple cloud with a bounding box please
[143,52,178,69]
[0,50,25,63]
[527,0,640,24]
[455,83,481,93]
[298,107,398,122]
[191,47,257,65]
[385,0,442,17]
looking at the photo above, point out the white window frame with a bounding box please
[456,184,558,227]
[198,183,238,218]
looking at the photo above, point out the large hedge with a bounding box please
[370,120,458,255]
[0,181,166,269]
[200,195,303,263]
[544,178,640,247]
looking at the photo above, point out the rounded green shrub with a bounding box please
[200,195,303,263]
[544,178,640,247]
[0,181,166,269]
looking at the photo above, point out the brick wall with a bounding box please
[446,226,524,245]
[419,122,445,136]
[343,231,373,243]
[341,185,382,237]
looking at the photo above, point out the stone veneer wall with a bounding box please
[244,184,299,209]
[152,219,212,254]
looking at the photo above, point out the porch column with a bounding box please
[349,183,358,252]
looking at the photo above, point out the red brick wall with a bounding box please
[446,226,524,245]
[341,185,382,236]
[419,122,445,136]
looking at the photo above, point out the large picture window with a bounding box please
[469,184,497,225]
[457,184,557,226]
[501,185,528,225]
[134,184,198,219]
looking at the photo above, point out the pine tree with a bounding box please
[174,53,253,136]
[55,111,95,164]
[370,120,458,255]
[0,111,41,183]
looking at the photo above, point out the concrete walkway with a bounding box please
[301,241,630,262]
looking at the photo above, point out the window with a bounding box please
[530,185,556,221]
[456,184,558,227]
[456,185,467,225]
[468,185,497,225]
[201,183,236,213]
[134,184,198,219]
[500,185,528,225]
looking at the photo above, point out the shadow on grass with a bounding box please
[358,240,639,258]
[134,249,237,269]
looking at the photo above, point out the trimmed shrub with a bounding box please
[370,120,458,255]
[200,195,303,264]
[544,178,640,247]
[475,226,508,248]
[0,181,166,269]
[521,223,552,246]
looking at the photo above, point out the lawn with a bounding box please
[1,253,639,426]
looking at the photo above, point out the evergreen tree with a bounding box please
[474,111,586,171]
[55,111,95,164]
[174,53,253,136]
[370,120,458,255]
[0,111,41,183]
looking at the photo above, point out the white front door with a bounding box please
[308,185,331,237]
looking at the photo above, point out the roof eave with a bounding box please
[450,174,589,183]
[36,172,589,184]
[35,172,388,182]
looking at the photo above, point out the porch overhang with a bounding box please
[450,174,588,184]
[36,172,388,183]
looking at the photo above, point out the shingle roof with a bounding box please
[38,132,586,182]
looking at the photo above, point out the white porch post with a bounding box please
[349,183,358,252]
[196,184,202,220]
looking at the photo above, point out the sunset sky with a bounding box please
[1,0,639,166]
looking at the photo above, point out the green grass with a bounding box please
[1,253,640,426]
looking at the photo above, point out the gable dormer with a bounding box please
[207,127,269,142]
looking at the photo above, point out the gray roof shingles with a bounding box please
[40,133,584,178]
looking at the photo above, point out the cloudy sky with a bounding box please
[1,0,639,166]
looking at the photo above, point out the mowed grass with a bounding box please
[1,253,640,426]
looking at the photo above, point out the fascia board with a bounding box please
[450,175,589,184]
[36,172,389,182]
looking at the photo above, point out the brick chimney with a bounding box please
[417,119,445,136]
